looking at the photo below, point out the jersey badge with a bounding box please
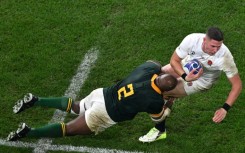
[207,60,213,66]
[188,50,195,55]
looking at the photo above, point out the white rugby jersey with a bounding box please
[176,33,238,84]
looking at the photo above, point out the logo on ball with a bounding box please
[184,59,202,74]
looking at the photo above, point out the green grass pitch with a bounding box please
[0,0,244,152]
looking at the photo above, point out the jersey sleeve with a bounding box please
[175,34,194,59]
[222,50,238,78]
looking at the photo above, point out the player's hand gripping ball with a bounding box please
[183,59,202,75]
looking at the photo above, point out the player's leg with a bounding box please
[26,115,92,138]
[6,114,92,141]
[26,114,92,138]
[138,80,194,142]
[139,64,213,143]
[66,88,116,136]
[13,93,81,114]
[7,94,96,141]
[7,89,100,141]
[8,91,96,140]
[138,98,175,143]
[66,115,92,135]
[139,64,188,143]
[7,88,116,141]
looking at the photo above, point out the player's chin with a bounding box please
[208,52,216,56]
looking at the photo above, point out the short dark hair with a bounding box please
[206,27,224,41]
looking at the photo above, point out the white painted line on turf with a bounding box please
[0,139,143,153]
[1,47,144,153]
[33,47,99,153]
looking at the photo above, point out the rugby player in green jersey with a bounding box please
[7,60,177,141]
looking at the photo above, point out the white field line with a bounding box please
[33,47,99,153]
[0,47,144,153]
[0,139,143,153]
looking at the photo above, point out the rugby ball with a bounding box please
[183,59,202,75]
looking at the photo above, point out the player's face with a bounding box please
[202,37,223,56]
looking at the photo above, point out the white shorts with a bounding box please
[181,78,214,95]
[79,88,116,134]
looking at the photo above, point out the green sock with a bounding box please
[34,97,73,112]
[27,123,66,138]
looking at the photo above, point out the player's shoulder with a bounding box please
[146,60,162,67]
[216,43,233,58]
[182,33,205,45]
[136,60,162,73]
[144,60,162,74]
[185,33,205,40]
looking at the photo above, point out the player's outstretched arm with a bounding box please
[212,73,242,123]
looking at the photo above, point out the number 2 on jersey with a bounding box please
[118,84,134,100]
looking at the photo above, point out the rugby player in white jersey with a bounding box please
[139,27,242,143]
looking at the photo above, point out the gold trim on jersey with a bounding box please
[151,74,162,94]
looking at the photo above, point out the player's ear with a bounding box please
[203,36,206,42]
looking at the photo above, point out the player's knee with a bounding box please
[71,100,86,115]
[65,123,74,136]
[65,116,92,136]
[71,102,80,115]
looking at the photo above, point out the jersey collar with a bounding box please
[151,74,162,94]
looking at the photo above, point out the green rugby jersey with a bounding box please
[103,61,165,122]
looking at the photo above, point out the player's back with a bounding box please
[103,62,165,122]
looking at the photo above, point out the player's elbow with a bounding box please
[170,51,182,67]
[230,74,242,93]
[234,76,242,92]
[237,82,242,93]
